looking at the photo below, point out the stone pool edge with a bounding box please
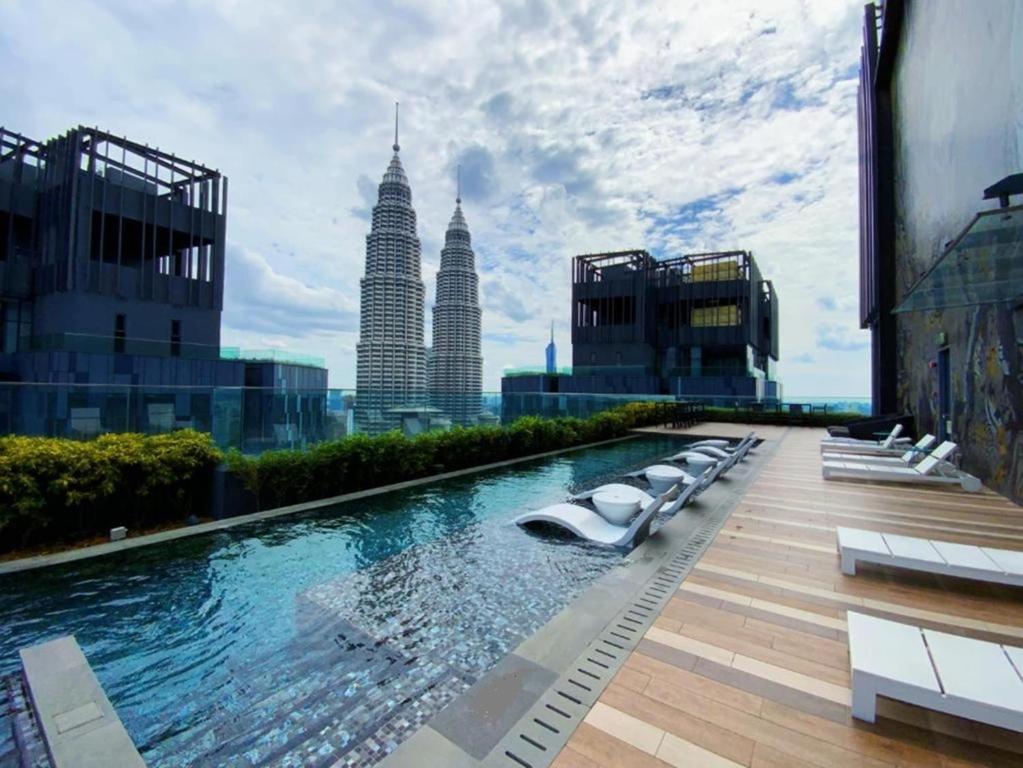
[380,432,784,768]
[0,434,649,575]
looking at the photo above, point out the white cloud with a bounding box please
[1,0,871,394]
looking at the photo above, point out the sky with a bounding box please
[0,0,872,396]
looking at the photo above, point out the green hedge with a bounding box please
[699,406,864,428]
[0,430,222,553]
[227,402,666,511]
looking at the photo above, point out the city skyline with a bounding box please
[0,0,872,396]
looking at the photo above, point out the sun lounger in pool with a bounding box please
[822,423,908,450]
[822,434,937,463]
[688,445,732,459]
[667,451,719,471]
[822,441,981,492]
[836,527,1023,586]
[572,474,705,516]
[623,464,697,494]
[847,611,1023,730]
[691,432,756,453]
[514,488,675,548]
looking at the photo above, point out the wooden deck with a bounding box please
[554,425,1023,768]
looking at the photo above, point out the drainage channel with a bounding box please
[484,436,781,768]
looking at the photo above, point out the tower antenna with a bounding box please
[456,164,461,204]
[393,102,400,152]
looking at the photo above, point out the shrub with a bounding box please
[700,406,864,428]
[227,402,666,511]
[0,430,222,553]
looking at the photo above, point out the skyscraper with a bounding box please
[355,105,427,433]
[545,321,557,374]
[428,167,482,425]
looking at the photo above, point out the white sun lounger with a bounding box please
[688,445,732,459]
[822,434,937,463]
[690,432,756,453]
[821,433,935,458]
[848,611,1023,730]
[822,441,981,492]
[836,527,1023,587]
[822,423,908,450]
[622,464,697,494]
[572,472,706,514]
[514,488,675,548]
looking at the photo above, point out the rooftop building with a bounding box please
[0,124,326,448]
[502,249,780,412]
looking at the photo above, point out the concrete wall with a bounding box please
[891,0,1023,501]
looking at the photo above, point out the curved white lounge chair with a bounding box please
[514,489,675,548]
[692,432,756,453]
[623,464,697,494]
[823,441,981,492]
[571,482,655,505]
[690,439,730,449]
[688,445,731,459]
[572,475,705,517]
[669,451,718,470]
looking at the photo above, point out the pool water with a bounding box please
[0,435,690,767]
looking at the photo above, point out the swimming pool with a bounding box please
[0,435,691,767]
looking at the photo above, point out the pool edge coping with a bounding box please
[0,433,651,575]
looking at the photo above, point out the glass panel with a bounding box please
[894,204,1023,313]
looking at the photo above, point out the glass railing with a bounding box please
[24,334,325,368]
[0,383,871,454]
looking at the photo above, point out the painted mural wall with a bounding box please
[891,0,1023,502]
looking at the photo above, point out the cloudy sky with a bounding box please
[1,0,872,395]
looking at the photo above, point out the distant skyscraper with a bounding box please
[428,167,482,425]
[355,104,427,433]
[545,321,557,373]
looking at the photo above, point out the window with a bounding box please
[114,314,126,353]
[170,320,181,357]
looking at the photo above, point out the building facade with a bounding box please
[427,187,482,426]
[0,125,327,450]
[857,0,1022,502]
[503,249,780,409]
[355,110,427,434]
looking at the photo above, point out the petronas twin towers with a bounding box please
[355,105,482,433]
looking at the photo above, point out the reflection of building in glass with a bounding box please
[501,249,780,411]
[0,125,326,450]
[427,170,482,426]
[355,106,427,434]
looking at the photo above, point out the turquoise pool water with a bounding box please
[0,435,690,767]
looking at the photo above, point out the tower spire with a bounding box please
[550,319,554,342]
[393,102,400,152]
[456,164,461,204]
